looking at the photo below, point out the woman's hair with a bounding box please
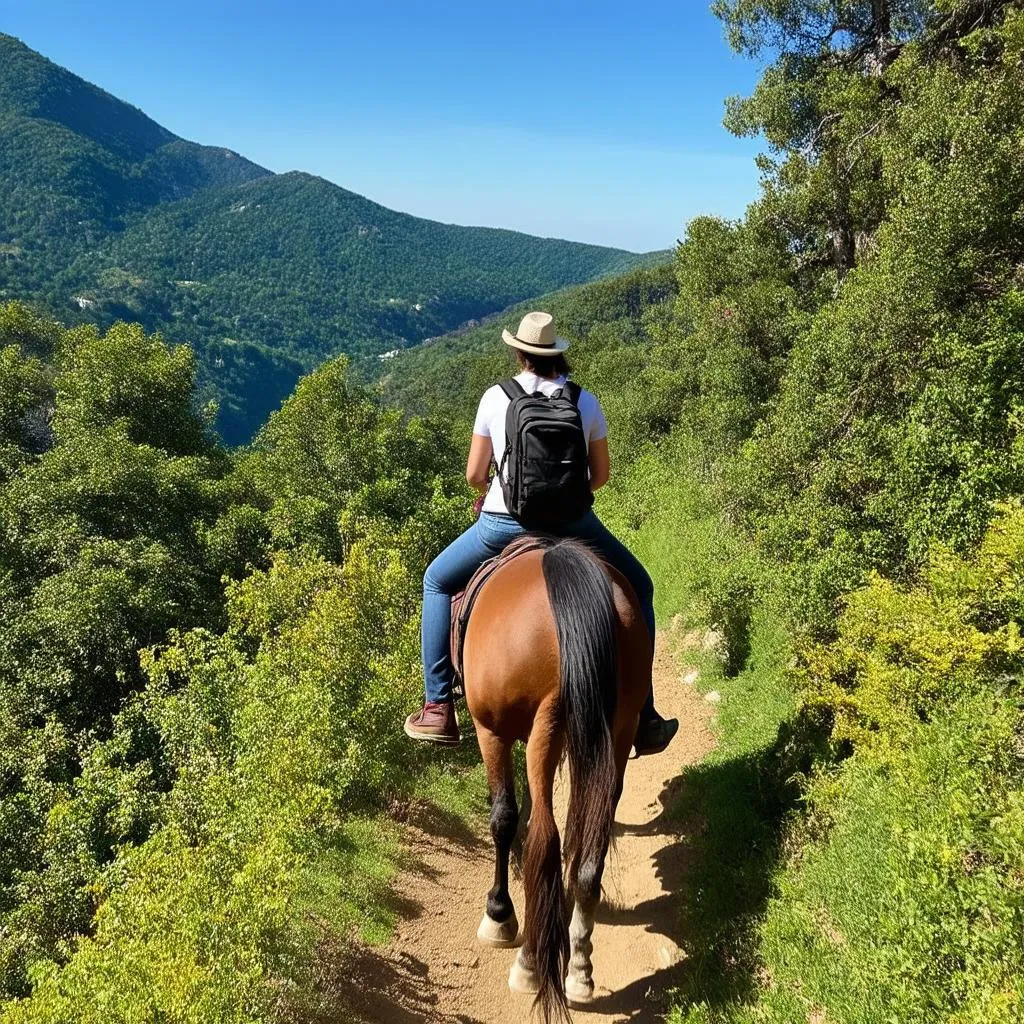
[514,348,571,379]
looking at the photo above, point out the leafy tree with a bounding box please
[717,0,932,278]
[0,309,226,995]
[0,303,469,1014]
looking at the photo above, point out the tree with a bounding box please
[716,0,934,279]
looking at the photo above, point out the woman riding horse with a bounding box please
[404,310,677,755]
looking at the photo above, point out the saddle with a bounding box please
[450,535,550,698]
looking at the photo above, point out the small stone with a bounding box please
[702,629,724,652]
[704,690,721,704]
[453,954,479,968]
[681,668,699,686]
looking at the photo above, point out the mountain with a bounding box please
[369,260,677,426]
[55,172,660,440]
[0,33,658,441]
[0,34,270,293]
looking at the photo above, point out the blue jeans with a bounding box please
[422,511,656,714]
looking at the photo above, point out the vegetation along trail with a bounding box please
[330,629,715,1024]
[4,4,1024,1022]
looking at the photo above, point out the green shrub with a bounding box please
[800,502,1024,755]
[673,504,1024,1024]
[0,308,470,1019]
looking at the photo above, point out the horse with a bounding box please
[461,535,653,1023]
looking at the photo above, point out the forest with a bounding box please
[0,31,653,444]
[0,0,1022,1022]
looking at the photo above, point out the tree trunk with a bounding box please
[866,0,896,76]
[831,160,856,282]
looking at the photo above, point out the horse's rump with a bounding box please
[461,536,650,717]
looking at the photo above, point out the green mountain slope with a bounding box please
[370,260,676,428]
[57,172,657,416]
[0,33,657,442]
[0,33,271,295]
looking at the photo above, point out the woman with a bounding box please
[405,311,678,755]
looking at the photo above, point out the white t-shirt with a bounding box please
[472,372,608,515]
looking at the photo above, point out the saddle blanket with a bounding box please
[449,535,549,697]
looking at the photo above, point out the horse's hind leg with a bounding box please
[476,727,520,948]
[565,723,633,1005]
[565,827,614,1004]
[510,700,565,1001]
[566,890,599,1004]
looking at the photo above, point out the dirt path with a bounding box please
[334,632,715,1023]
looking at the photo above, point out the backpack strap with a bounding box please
[498,378,527,401]
[494,380,523,496]
[562,380,583,407]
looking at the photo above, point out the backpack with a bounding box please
[496,378,593,527]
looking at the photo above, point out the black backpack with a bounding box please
[496,378,593,527]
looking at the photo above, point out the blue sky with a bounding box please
[3,0,766,251]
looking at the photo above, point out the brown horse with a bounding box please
[462,536,652,1023]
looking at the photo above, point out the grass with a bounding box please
[608,459,1024,1024]
[662,603,796,1023]
[738,692,1024,1024]
[600,459,800,1020]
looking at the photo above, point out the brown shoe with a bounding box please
[404,700,461,746]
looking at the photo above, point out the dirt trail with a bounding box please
[335,632,715,1023]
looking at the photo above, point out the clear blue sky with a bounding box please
[3,0,766,252]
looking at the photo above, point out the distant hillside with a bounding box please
[55,173,661,439]
[0,34,270,293]
[370,260,677,432]
[0,34,659,441]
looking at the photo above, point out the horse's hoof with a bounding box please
[477,912,521,948]
[565,975,595,1005]
[508,958,541,995]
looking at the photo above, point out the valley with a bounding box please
[0,32,661,442]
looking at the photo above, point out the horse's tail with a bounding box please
[544,538,619,903]
[524,538,619,1024]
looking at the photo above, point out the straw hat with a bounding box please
[502,311,570,356]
